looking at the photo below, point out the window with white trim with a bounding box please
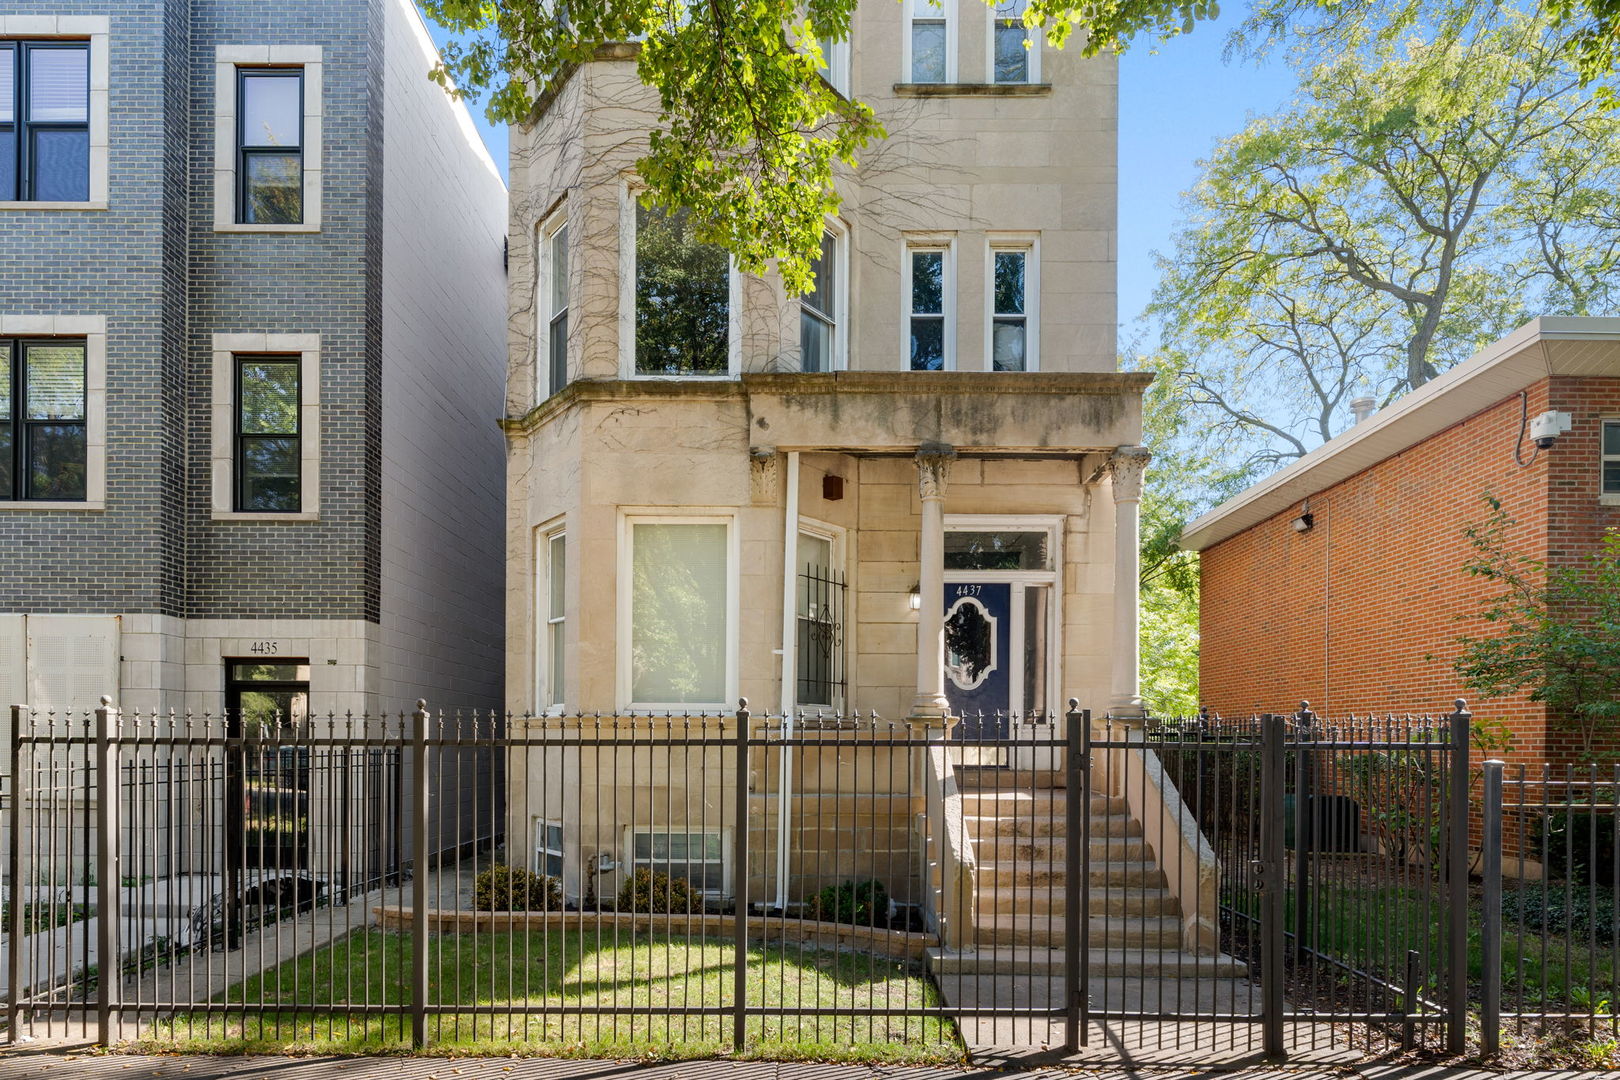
[624,517,733,708]
[533,819,564,878]
[539,212,569,398]
[626,827,726,894]
[990,0,1040,84]
[905,243,953,370]
[633,204,733,376]
[800,225,845,373]
[904,0,954,83]
[538,528,566,709]
[1603,419,1620,497]
[818,32,851,96]
[988,241,1037,371]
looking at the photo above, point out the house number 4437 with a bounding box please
[248,641,280,655]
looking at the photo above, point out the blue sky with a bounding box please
[422,11,1298,335]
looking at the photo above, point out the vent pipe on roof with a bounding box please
[1350,396,1376,424]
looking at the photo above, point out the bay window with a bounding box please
[623,517,733,708]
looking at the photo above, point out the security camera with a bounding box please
[1529,410,1573,450]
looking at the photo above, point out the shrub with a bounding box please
[616,867,698,913]
[473,864,561,912]
[809,879,888,926]
[1536,806,1618,888]
[1501,885,1616,947]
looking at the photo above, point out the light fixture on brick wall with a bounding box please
[1292,500,1315,533]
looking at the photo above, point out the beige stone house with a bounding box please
[501,2,1153,910]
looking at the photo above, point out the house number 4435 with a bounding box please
[248,641,280,655]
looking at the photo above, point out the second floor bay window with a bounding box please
[800,230,842,373]
[634,205,733,376]
[2,339,87,502]
[992,0,1040,84]
[1,41,90,202]
[907,245,952,371]
[906,0,953,83]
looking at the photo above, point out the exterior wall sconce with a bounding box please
[1292,500,1315,533]
[908,583,922,611]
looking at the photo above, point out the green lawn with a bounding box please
[138,928,963,1063]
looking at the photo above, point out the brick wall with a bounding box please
[1200,375,1619,768]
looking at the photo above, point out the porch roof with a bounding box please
[505,370,1152,453]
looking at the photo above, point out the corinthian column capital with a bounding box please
[1107,445,1152,504]
[915,445,956,502]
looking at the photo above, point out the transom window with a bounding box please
[1,41,90,202]
[627,828,725,894]
[907,246,952,371]
[945,530,1052,571]
[634,205,731,376]
[235,355,301,512]
[800,231,840,373]
[1,338,87,501]
[1603,419,1620,496]
[237,68,304,225]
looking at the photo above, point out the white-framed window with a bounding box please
[210,333,320,521]
[986,237,1038,371]
[535,524,566,711]
[902,0,955,83]
[618,513,738,710]
[799,222,847,373]
[1602,418,1620,501]
[213,45,322,233]
[625,827,728,895]
[538,210,569,399]
[620,191,740,378]
[0,17,109,211]
[903,239,954,371]
[818,32,851,96]
[989,0,1040,84]
[533,818,564,878]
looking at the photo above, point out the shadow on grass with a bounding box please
[131,928,963,1064]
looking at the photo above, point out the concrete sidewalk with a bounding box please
[0,1054,1612,1080]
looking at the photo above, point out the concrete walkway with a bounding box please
[0,1053,1612,1080]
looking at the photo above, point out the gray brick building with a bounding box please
[0,0,509,723]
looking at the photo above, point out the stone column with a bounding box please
[911,446,956,719]
[1108,445,1152,719]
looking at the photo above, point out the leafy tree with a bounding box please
[1454,497,1620,763]
[1151,6,1620,470]
[421,0,1241,293]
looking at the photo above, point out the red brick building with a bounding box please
[1181,318,1620,766]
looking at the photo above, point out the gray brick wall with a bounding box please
[0,1,178,616]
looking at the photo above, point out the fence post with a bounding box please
[1293,701,1315,962]
[7,704,25,1042]
[733,699,750,1052]
[1063,700,1084,1052]
[1480,758,1504,1057]
[411,700,430,1050]
[1445,699,1472,1056]
[94,696,120,1046]
[1260,713,1286,1060]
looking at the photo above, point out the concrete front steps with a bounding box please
[928,945,1248,978]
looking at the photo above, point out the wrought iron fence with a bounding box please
[1,698,1613,1063]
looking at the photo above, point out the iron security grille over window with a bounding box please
[796,561,846,707]
[0,41,90,202]
[0,337,87,501]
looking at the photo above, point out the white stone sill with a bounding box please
[0,501,103,511]
[0,202,107,212]
[211,511,321,522]
[212,223,322,234]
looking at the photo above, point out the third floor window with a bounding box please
[237,68,304,225]
[1,41,90,202]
